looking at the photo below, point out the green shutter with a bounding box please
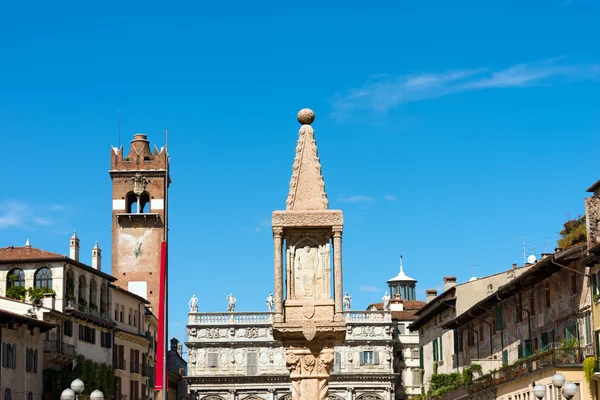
[585,315,591,345]
[525,340,531,357]
[541,332,549,349]
[1,342,6,367]
[495,306,503,331]
[439,337,443,361]
[502,350,508,366]
[433,339,438,362]
[518,343,523,359]
[419,346,424,369]
[12,344,17,368]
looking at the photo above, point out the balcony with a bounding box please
[114,358,126,370]
[437,347,585,400]
[344,310,392,322]
[188,312,273,325]
[43,340,76,366]
[131,363,142,375]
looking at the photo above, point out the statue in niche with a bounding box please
[188,294,198,312]
[291,242,330,299]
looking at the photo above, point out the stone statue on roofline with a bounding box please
[266,292,274,311]
[382,291,391,311]
[188,293,198,312]
[227,293,236,312]
[343,292,352,310]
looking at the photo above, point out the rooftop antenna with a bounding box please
[543,237,550,254]
[516,236,526,265]
[399,244,403,273]
[118,110,122,148]
[470,250,478,276]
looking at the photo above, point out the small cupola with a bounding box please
[387,255,417,300]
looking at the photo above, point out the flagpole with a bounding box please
[162,129,169,400]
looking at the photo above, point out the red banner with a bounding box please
[155,240,167,390]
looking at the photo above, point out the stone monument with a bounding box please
[272,109,346,400]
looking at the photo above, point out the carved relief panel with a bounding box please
[286,232,332,300]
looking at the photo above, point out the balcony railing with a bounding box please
[344,310,392,322]
[188,312,273,325]
[114,358,125,370]
[438,347,585,400]
[43,340,76,358]
[131,363,141,374]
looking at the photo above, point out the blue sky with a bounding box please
[1,0,600,345]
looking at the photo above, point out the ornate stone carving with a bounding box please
[207,328,220,339]
[286,353,301,374]
[356,395,384,400]
[291,243,330,299]
[382,292,390,311]
[227,293,236,312]
[303,354,316,373]
[132,173,148,195]
[189,348,197,364]
[272,210,343,227]
[245,327,259,338]
[318,353,334,374]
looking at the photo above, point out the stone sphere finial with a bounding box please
[297,108,315,125]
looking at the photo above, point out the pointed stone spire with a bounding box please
[25,238,31,247]
[70,230,80,261]
[286,109,329,211]
[92,241,102,270]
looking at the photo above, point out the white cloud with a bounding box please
[384,195,397,202]
[0,200,71,230]
[359,285,380,292]
[331,58,600,120]
[339,195,375,204]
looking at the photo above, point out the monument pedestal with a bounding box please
[273,321,346,400]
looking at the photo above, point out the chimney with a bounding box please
[512,263,518,269]
[390,294,404,311]
[443,276,457,291]
[42,292,56,310]
[92,241,101,270]
[426,289,438,303]
[69,231,80,261]
[25,238,31,247]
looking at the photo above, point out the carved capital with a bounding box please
[273,227,284,238]
[332,226,343,237]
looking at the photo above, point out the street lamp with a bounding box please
[533,384,546,399]
[552,373,566,400]
[562,382,578,400]
[61,379,103,400]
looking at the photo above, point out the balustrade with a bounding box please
[343,310,392,322]
[188,312,273,325]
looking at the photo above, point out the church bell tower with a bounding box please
[110,133,170,311]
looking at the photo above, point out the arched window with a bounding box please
[356,394,384,400]
[89,279,98,309]
[34,268,52,289]
[4,388,11,400]
[139,192,150,213]
[100,283,108,313]
[6,268,25,289]
[65,269,75,303]
[78,275,87,310]
[126,191,150,213]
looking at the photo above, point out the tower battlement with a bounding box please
[111,133,168,172]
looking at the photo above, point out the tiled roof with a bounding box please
[0,246,66,261]
[0,246,116,282]
[0,309,55,331]
[366,300,426,321]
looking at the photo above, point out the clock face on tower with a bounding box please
[134,242,143,259]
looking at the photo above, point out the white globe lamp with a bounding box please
[60,389,75,400]
[533,384,546,399]
[562,382,578,399]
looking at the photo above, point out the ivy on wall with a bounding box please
[44,355,116,399]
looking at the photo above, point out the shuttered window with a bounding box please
[495,306,503,331]
[333,352,341,373]
[246,352,258,376]
[419,346,423,369]
[208,352,219,368]
[439,337,443,361]
[433,339,438,362]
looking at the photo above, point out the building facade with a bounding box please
[0,310,54,400]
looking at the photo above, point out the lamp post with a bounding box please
[552,373,566,400]
[61,379,104,400]
[533,384,547,399]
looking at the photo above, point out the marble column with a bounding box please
[333,228,343,319]
[346,387,353,400]
[273,228,284,321]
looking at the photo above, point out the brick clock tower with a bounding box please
[110,133,170,311]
